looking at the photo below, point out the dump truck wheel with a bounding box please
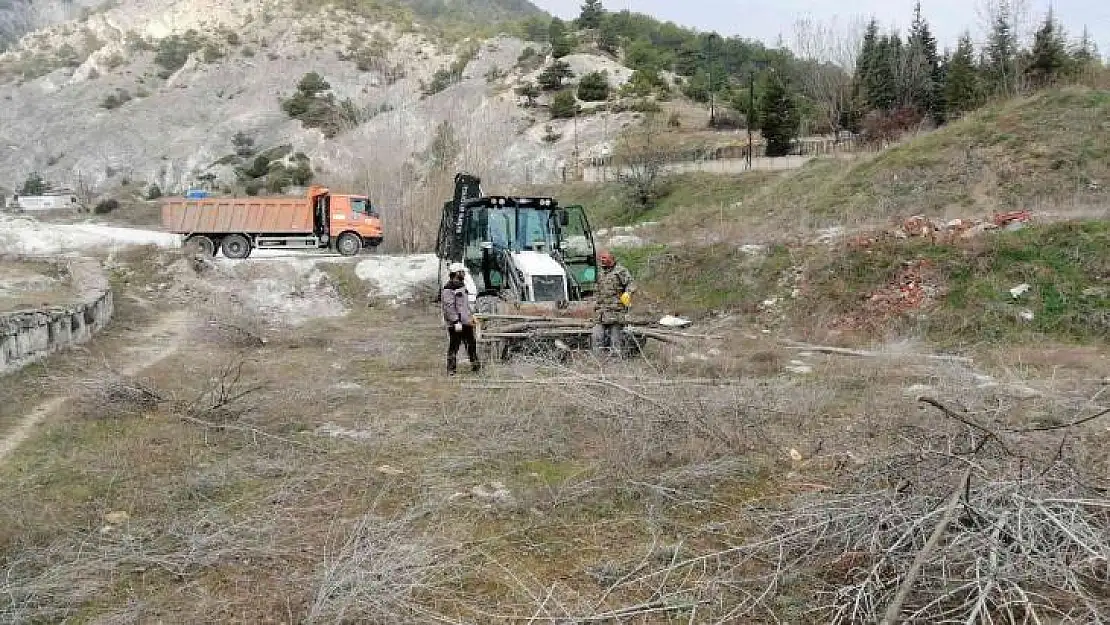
[221,234,252,259]
[336,232,361,257]
[184,235,216,258]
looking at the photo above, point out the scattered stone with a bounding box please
[376,465,405,476]
[469,481,513,504]
[785,360,813,375]
[606,234,647,248]
[104,511,130,525]
[315,424,374,440]
[658,315,691,328]
[905,384,935,396]
[1019,310,1035,322]
[1010,283,1031,298]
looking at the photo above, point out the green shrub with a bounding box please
[538,60,573,91]
[93,199,119,214]
[153,31,203,72]
[550,90,579,119]
[99,88,132,109]
[20,173,48,195]
[281,72,360,137]
[422,42,479,96]
[541,125,562,143]
[103,52,125,70]
[145,184,162,200]
[576,71,610,102]
[202,43,224,63]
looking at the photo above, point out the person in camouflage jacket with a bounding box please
[592,250,635,356]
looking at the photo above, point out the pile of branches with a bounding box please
[597,396,1110,623]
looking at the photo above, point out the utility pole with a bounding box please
[707,33,718,128]
[747,70,754,170]
[573,105,579,181]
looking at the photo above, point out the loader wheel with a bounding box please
[221,234,252,259]
[336,232,361,257]
[184,235,216,258]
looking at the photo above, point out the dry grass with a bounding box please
[0,259,75,311]
[2,247,1108,623]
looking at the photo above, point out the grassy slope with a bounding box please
[550,88,1110,343]
[617,221,1109,344]
[522,170,784,230]
[555,87,1109,234]
[801,221,1110,344]
[762,88,1110,223]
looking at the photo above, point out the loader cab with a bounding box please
[443,196,598,302]
[435,171,598,304]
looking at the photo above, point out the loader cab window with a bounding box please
[559,205,598,293]
[518,208,554,252]
[487,209,512,248]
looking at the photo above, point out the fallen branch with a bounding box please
[879,468,972,625]
[780,340,974,364]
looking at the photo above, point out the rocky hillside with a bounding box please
[0,0,640,219]
[0,0,104,50]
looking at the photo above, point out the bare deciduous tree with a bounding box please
[792,15,865,137]
[613,114,678,213]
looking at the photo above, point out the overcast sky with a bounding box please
[530,0,1109,56]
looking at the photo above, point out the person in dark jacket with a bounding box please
[441,262,480,376]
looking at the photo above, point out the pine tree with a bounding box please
[1072,26,1098,65]
[20,172,48,195]
[1069,26,1100,80]
[854,19,880,112]
[578,0,604,30]
[1026,8,1067,87]
[985,8,1018,96]
[549,18,573,58]
[906,2,942,120]
[864,33,899,111]
[538,60,574,90]
[944,32,982,117]
[597,17,621,54]
[760,74,800,157]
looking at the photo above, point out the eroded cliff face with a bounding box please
[0,0,634,207]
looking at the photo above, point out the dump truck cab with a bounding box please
[436,173,599,312]
[309,185,383,255]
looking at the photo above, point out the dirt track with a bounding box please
[0,310,191,464]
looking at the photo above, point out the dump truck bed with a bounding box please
[161,197,315,235]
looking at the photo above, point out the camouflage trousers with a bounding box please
[591,323,625,357]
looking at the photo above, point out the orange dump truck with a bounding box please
[161,185,383,259]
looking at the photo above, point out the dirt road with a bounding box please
[0,309,191,464]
